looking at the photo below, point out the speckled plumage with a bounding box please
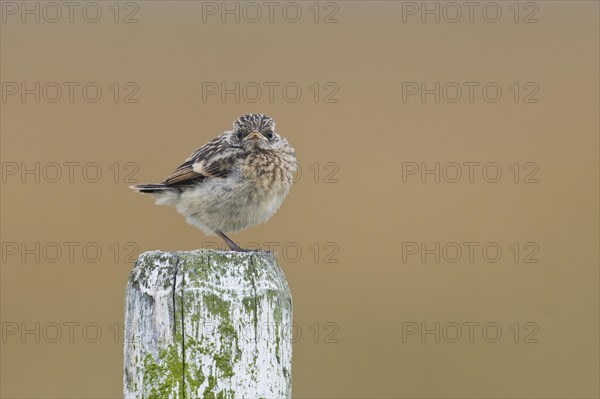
[131,114,297,251]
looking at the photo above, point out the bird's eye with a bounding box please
[236,132,243,140]
[265,131,275,141]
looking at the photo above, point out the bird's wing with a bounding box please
[162,135,243,186]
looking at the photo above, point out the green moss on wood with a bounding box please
[202,375,218,399]
[203,293,231,319]
[142,342,184,399]
[126,250,291,398]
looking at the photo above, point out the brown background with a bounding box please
[1,1,598,398]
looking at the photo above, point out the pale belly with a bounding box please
[174,176,292,235]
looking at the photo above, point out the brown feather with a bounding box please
[162,135,243,186]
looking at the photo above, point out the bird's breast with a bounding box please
[240,150,296,192]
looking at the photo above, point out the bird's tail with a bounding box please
[129,183,173,194]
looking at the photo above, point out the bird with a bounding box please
[130,113,297,252]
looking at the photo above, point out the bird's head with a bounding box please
[232,113,282,151]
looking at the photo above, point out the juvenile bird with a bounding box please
[131,114,297,251]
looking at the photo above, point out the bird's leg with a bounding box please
[216,231,247,252]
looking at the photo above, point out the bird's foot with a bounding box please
[216,231,249,252]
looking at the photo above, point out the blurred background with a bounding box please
[1,1,598,398]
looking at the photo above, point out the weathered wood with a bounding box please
[124,250,292,399]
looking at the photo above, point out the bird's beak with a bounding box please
[244,131,267,141]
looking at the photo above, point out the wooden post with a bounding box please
[123,250,292,398]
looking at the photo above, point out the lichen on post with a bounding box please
[124,249,292,399]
